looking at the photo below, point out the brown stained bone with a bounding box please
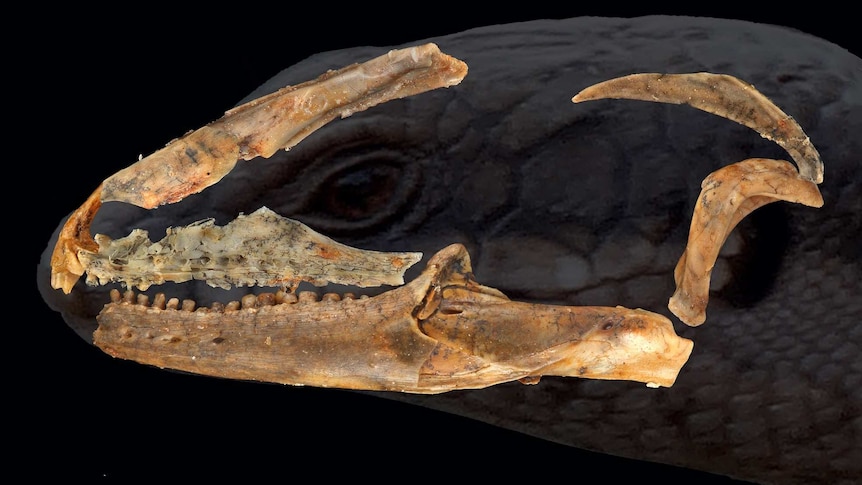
[79,207,422,291]
[94,244,693,393]
[50,185,102,293]
[50,44,468,294]
[573,73,825,326]
[102,43,468,209]
[420,289,693,390]
[572,73,824,184]
[668,159,823,326]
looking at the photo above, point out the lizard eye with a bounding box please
[300,152,422,236]
[252,113,434,239]
[322,161,399,218]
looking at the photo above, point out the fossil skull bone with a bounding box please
[47,43,823,393]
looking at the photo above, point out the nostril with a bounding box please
[440,307,463,315]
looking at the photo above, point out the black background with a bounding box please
[28,6,858,483]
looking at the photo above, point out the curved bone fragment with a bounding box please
[668,158,823,325]
[94,244,693,393]
[572,73,824,184]
[50,44,467,294]
[79,207,422,291]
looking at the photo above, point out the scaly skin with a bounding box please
[38,17,859,484]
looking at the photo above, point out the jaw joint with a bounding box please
[413,245,694,391]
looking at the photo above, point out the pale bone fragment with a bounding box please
[50,43,468,294]
[79,207,422,291]
[94,244,694,393]
[572,72,824,184]
[668,159,823,325]
[573,73,824,325]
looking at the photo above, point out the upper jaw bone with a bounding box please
[78,207,423,291]
[95,243,693,393]
[50,43,468,294]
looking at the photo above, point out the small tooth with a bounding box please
[123,289,135,304]
[359,294,370,300]
[342,293,356,300]
[110,289,122,303]
[226,301,241,311]
[182,299,196,312]
[257,293,277,306]
[322,293,341,302]
[241,294,258,309]
[153,293,167,310]
[210,301,225,313]
[137,294,150,307]
[279,292,298,304]
[298,291,319,303]
[166,297,180,310]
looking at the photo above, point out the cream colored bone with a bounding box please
[80,207,422,291]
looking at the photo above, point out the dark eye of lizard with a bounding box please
[289,142,424,238]
[316,158,411,222]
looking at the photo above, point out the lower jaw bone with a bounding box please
[94,243,693,394]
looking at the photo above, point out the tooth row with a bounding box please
[109,288,369,313]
